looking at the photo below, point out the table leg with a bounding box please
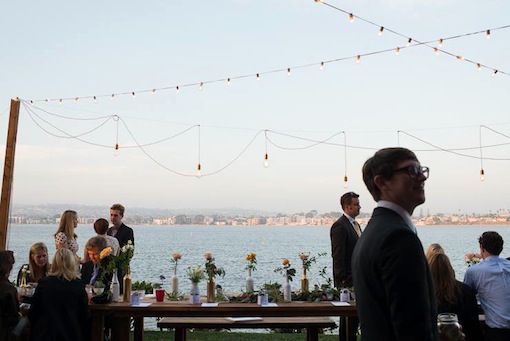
[175,327,187,341]
[306,326,319,341]
[91,312,105,341]
[134,317,144,340]
[111,316,131,341]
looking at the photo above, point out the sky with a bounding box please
[0,0,509,216]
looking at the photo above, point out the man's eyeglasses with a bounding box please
[393,165,429,179]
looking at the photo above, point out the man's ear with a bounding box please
[374,175,386,191]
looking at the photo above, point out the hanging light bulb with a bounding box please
[287,68,291,76]
[93,96,97,103]
[227,78,231,86]
[320,62,324,70]
[434,48,439,56]
[480,168,485,181]
[493,70,498,76]
[176,86,180,93]
[59,99,62,105]
[378,27,384,36]
[486,30,491,39]
[349,13,354,23]
[111,94,115,100]
[456,55,464,61]
[45,99,49,103]
[395,47,400,55]
[406,38,412,47]
[73,98,78,104]
[355,55,361,63]
[197,163,202,178]
[343,175,348,188]
[131,92,136,98]
[151,89,156,95]
[264,153,269,168]
[199,82,204,90]
[438,38,443,47]
[476,63,482,71]
[114,143,120,157]
[256,73,260,81]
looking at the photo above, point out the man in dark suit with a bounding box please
[330,191,361,289]
[352,147,437,341]
[107,203,134,293]
[330,191,361,341]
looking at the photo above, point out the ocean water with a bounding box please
[6,224,510,330]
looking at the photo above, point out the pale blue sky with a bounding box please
[1,0,509,215]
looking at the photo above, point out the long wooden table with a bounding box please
[89,298,357,341]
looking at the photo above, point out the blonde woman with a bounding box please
[425,243,444,263]
[54,210,80,259]
[16,242,49,286]
[29,248,90,341]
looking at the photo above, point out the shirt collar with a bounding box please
[377,200,417,234]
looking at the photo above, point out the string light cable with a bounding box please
[314,0,510,75]
[24,25,509,105]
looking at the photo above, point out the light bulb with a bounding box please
[395,47,400,55]
[227,78,231,86]
[176,86,180,93]
[287,68,291,76]
[151,89,156,95]
[343,175,348,188]
[197,163,202,178]
[111,94,115,100]
[93,96,97,103]
[256,73,260,81]
[199,82,204,90]
[320,62,324,70]
[114,143,119,157]
[378,27,384,36]
[349,13,354,23]
[355,55,361,63]
[434,48,439,56]
[476,63,482,71]
[438,38,443,47]
[480,169,485,181]
[456,55,464,61]
[406,38,412,47]
[73,98,78,104]
[132,92,136,98]
[264,153,269,168]
[59,99,62,105]
[493,70,498,76]
[486,30,491,39]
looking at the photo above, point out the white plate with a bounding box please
[145,294,155,298]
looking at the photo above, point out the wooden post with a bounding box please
[0,99,20,250]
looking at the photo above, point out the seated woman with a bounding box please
[81,236,112,289]
[428,253,482,341]
[28,248,90,341]
[0,250,21,340]
[16,242,49,286]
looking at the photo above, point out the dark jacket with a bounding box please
[107,222,134,248]
[352,207,438,341]
[330,215,359,288]
[0,276,20,341]
[28,275,90,341]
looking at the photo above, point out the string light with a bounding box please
[343,132,348,188]
[114,143,119,157]
[493,70,499,76]
[199,82,204,90]
[378,26,384,36]
[93,96,97,103]
[457,55,464,61]
[320,62,324,70]
[479,125,484,181]
[176,86,180,93]
[196,163,201,178]
[73,98,78,104]
[355,55,361,63]
[256,73,260,81]
[434,48,439,56]
[477,63,482,71]
[111,94,115,100]
[287,68,291,76]
[227,78,231,86]
[486,30,491,39]
[59,99,62,105]
[395,47,400,55]
[480,168,485,181]
[343,175,348,188]
[131,92,136,98]
[406,38,412,47]
[151,89,156,95]
[438,38,443,47]
[264,130,269,168]
[349,13,354,23]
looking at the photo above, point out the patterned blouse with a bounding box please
[54,232,79,255]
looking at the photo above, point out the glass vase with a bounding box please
[111,268,120,302]
[171,274,179,295]
[206,279,215,303]
[189,282,200,304]
[283,276,292,302]
[301,268,309,292]
[246,268,254,293]
[122,266,132,303]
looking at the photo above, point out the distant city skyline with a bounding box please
[1,1,509,215]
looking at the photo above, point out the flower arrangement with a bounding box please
[96,240,134,284]
[245,252,257,272]
[186,265,205,283]
[204,252,225,281]
[117,240,134,273]
[300,252,326,272]
[465,252,481,267]
[274,258,296,282]
[171,252,183,275]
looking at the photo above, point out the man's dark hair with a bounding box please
[478,231,504,256]
[362,147,418,201]
[340,192,359,209]
[0,250,15,277]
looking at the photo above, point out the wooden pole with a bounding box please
[0,99,20,250]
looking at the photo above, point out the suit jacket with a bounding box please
[107,222,134,248]
[28,276,90,341]
[0,276,20,340]
[352,207,438,341]
[80,260,112,289]
[330,215,359,288]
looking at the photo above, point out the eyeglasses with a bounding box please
[393,165,429,179]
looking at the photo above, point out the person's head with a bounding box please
[86,236,108,265]
[0,250,15,278]
[93,218,109,235]
[110,203,125,227]
[49,248,81,281]
[425,243,444,263]
[29,242,49,274]
[341,191,361,218]
[362,147,429,214]
[55,210,78,239]
[478,231,503,257]
[428,253,458,306]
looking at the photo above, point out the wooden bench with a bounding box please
[157,316,337,341]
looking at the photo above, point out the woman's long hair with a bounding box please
[28,242,49,277]
[54,210,78,239]
[49,248,81,281]
[428,253,458,306]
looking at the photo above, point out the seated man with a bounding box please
[464,231,510,341]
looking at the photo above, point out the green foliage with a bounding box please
[132,280,162,294]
